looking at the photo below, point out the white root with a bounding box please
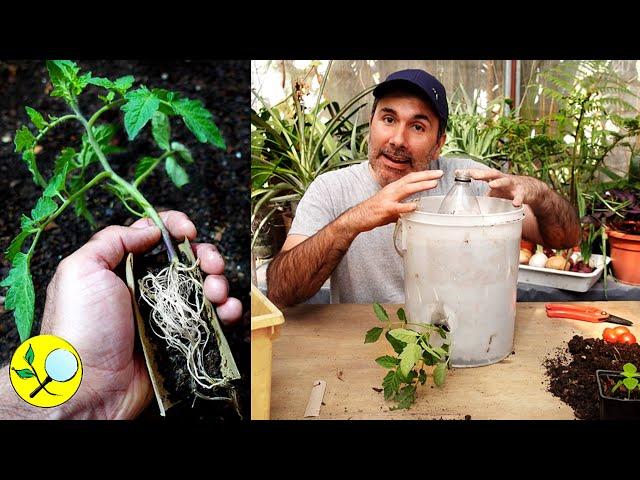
[138,258,226,391]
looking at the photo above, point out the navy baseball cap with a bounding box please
[373,69,448,131]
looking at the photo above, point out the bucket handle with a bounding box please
[393,218,405,257]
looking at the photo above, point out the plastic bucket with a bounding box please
[394,196,524,367]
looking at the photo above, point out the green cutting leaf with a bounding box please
[31,197,57,222]
[373,303,388,322]
[433,362,447,387]
[165,156,189,188]
[399,343,423,377]
[6,227,34,262]
[364,326,383,344]
[0,253,35,342]
[390,385,416,410]
[121,86,160,140]
[171,97,225,148]
[14,126,36,153]
[171,141,193,163]
[135,156,158,180]
[389,328,419,344]
[25,107,47,130]
[382,370,400,400]
[375,355,399,369]
[151,111,171,150]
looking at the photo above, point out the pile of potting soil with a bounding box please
[543,335,640,420]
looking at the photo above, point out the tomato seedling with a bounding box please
[364,303,451,410]
[1,60,238,401]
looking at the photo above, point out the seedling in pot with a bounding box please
[364,303,451,410]
[611,363,640,399]
[1,60,239,407]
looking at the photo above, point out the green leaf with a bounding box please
[6,228,33,262]
[44,162,70,198]
[121,87,160,140]
[385,331,407,355]
[114,75,135,93]
[171,97,225,148]
[69,175,95,228]
[87,77,113,89]
[14,126,36,153]
[24,344,34,365]
[391,385,416,410]
[171,141,194,163]
[31,197,57,222]
[364,326,384,344]
[373,303,389,322]
[375,355,399,369]
[135,156,158,180]
[389,328,419,344]
[397,308,407,323]
[399,343,423,377]
[623,377,639,391]
[623,363,637,375]
[382,370,400,400]
[46,60,88,102]
[12,368,35,379]
[25,107,47,130]
[0,253,35,342]
[433,363,447,387]
[418,369,427,385]
[165,156,189,188]
[151,111,171,150]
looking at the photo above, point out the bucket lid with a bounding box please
[403,196,525,226]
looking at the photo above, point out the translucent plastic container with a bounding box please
[251,284,285,419]
[394,196,525,367]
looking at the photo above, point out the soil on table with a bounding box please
[0,60,249,420]
[543,335,640,419]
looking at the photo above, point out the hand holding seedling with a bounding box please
[341,170,443,234]
[0,211,242,419]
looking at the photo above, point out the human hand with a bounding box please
[344,170,443,233]
[464,168,547,207]
[38,210,242,419]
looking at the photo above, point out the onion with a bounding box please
[546,255,570,270]
[520,249,532,264]
[528,251,548,268]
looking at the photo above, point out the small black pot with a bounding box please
[596,370,640,420]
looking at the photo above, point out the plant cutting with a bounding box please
[596,362,640,419]
[1,60,239,410]
[364,303,451,410]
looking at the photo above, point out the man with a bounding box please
[0,211,242,419]
[267,69,581,307]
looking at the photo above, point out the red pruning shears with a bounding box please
[545,303,633,326]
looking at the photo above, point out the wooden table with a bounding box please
[270,301,640,420]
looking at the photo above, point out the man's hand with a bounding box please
[464,168,547,207]
[1,210,242,420]
[464,168,581,248]
[344,169,443,233]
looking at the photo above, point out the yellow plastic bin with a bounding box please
[251,284,285,420]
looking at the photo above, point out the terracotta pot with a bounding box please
[608,227,640,286]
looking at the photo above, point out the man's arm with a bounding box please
[466,169,581,249]
[267,170,443,308]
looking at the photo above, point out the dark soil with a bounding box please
[0,60,249,420]
[543,335,640,419]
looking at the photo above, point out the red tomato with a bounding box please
[602,328,619,344]
[613,326,630,337]
[619,332,637,345]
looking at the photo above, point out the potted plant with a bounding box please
[596,362,640,420]
[251,60,373,256]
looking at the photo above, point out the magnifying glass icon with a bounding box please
[29,348,79,398]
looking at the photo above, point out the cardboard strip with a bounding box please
[304,380,327,417]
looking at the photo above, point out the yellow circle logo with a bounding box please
[9,335,83,408]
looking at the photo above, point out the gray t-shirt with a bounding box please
[288,156,490,303]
